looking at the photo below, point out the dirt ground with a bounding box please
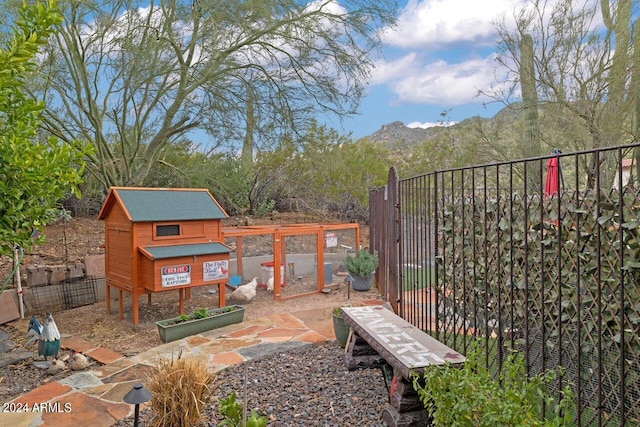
[1,214,373,356]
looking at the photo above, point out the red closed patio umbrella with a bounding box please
[544,150,563,226]
[544,156,560,198]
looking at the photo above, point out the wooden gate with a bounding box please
[369,167,399,314]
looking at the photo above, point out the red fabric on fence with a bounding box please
[544,156,560,197]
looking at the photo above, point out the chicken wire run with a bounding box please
[222,223,360,301]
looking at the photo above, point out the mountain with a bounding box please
[365,121,438,146]
[364,106,519,148]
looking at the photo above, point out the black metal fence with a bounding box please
[370,144,640,426]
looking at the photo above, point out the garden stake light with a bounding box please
[123,383,151,427]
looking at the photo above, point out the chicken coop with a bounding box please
[98,187,233,325]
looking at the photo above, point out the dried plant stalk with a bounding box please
[146,352,218,427]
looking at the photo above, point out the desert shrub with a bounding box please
[217,391,268,427]
[146,353,218,427]
[411,342,574,427]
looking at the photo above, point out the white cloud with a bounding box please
[384,0,520,49]
[368,0,533,106]
[407,120,456,128]
[373,54,498,105]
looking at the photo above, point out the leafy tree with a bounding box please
[492,0,639,188]
[0,0,88,257]
[254,121,390,220]
[401,121,488,178]
[24,0,396,192]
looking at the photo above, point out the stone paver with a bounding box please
[99,381,145,403]
[12,382,72,405]
[0,409,42,427]
[257,327,305,339]
[59,372,104,390]
[295,330,329,345]
[225,324,271,338]
[40,392,130,427]
[212,351,245,365]
[90,358,136,379]
[199,337,261,354]
[61,336,97,353]
[101,363,156,384]
[86,347,125,365]
[269,312,306,328]
[185,335,212,346]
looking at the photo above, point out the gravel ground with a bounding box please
[114,342,389,426]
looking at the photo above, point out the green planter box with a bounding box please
[156,305,245,343]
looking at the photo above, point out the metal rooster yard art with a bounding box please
[25,312,61,361]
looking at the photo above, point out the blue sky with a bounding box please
[334,0,524,139]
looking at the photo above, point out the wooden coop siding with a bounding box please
[204,221,222,240]
[107,272,133,292]
[181,221,206,238]
[138,257,155,291]
[105,194,134,291]
[133,221,213,246]
[142,253,228,292]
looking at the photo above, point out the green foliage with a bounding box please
[401,121,487,177]
[0,0,88,257]
[255,121,391,221]
[332,305,350,318]
[217,391,268,427]
[32,0,396,191]
[192,308,208,319]
[437,186,640,420]
[172,307,239,324]
[344,248,379,276]
[411,342,574,427]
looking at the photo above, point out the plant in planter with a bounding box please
[344,248,379,291]
[332,306,351,347]
[156,305,245,343]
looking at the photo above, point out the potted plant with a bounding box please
[156,305,245,343]
[332,306,350,347]
[344,248,379,291]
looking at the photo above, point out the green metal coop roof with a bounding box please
[139,242,232,260]
[98,187,227,222]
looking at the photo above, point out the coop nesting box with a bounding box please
[98,187,233,325]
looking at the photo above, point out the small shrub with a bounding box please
[218,391,268,427]
[344,248,379,276]
[332,304,352,317]
[146,352,218,427]
[411,342,574,427]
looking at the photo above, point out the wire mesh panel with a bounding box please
[62,276,97,309]
[23,284,65,314]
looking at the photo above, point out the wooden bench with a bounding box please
[341,306,465,427]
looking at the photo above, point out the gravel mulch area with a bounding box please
[114,342,389,426]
